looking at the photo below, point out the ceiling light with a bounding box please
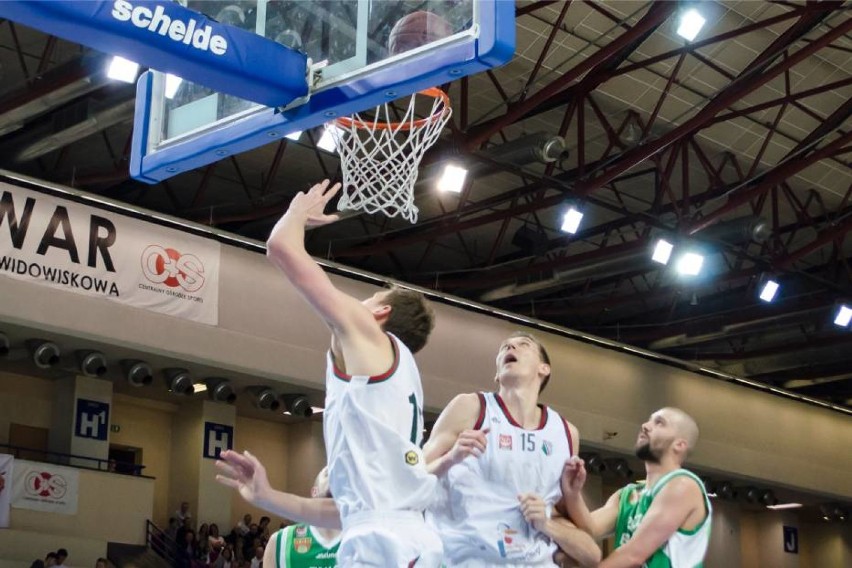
[560,206,584,234]
[676,8,706,41]
[192,382,208,394]
[282,394,313,418]
[834,305,852,327]
[247,386,281,411]
[311,406,324,414]
[759,280,780,303]
[651,239,674,265]
[107,56,140,83]
[767,503,802,510]
[77,350,108,377]
[27,340,61,369]
[164,73,183,99]
[207,379,236,403]
[285,130,303,141]
[437,164,468,194]
[316,126,338,153]
[164,369,194,396]
[675,252,704,276]
[122,360,153,387]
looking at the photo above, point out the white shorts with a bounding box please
[338,510,443,567]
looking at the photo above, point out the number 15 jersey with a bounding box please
[427,392,576,566]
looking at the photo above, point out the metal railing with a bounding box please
[0,443,147,476]
[146,519,180,566]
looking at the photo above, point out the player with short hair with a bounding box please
[560,407,711,568]
[264,467,340,568]
[424,332,600,567]
[216,179,441,567]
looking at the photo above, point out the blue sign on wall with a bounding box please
[783,525,798,554]
[75,398,110,440]
[203,422,233,459]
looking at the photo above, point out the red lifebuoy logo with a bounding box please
[25,471,67,499]
[140,245,206,292]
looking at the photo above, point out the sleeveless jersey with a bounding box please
[273,524,340,568]
[614,469,712,568]
[324,332,437,520]
[427,392,576,566]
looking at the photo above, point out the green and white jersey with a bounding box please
[273,524,340,568]
[614,468,711,568]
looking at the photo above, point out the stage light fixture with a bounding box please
[437,164,468,194]
[27,340,61,369]
[675,252,704,276]
[164,73,183,99]
[676,8,706,41]
[834,305,852,327]
[717,481,736,500]
[284,130,303,141]
[164,368,193,396]
[107,55,140,83]
[651,239,674,265]
[579,452,605,474]
[767,503,802,510]
[560,205,584,234]
[76,350,108,377]
[317,126,338,153]
[247,387,281,411]
[122,360,153,387]
[207,379,236,404]
[607,458,632,479]
[759,279,780,303]
[282,394,313,418]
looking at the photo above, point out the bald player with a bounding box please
[559,408,711,568]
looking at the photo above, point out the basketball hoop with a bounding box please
[331,87,452,223]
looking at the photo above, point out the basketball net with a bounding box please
[331,88,452,224]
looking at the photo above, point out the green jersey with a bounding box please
[273,524,340,568]
[614,468,712,568]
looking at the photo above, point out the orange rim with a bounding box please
[335,87,451,131]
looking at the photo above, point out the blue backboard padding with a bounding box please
[131,0,515,183]
[0,0,308,108]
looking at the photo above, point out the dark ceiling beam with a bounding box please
[516,1,561,17]
[679,333,851,362]
[753,360,852,383]
[688,128,852,234]
[776,215,852,269]
[572,7,849,197]
[464,1,677,149]
[786,377,852,399]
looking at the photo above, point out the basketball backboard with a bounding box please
[130,0,514,184]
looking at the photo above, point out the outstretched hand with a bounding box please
[561,456,587,499]
[215,449,272,507]
[287,179,342,227]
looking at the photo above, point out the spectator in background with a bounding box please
[207,523,226,563]
[249,545,263,568]
[29,561,44,568]
[197,523,210,560]
[258,516,271,542]
[175,501,192,528]
[54,549,68,568]
[43,553,56,567]
[165,517,180,542]
[210,545,234,568]
[236,514,252,538]
[95,558,109,568]
[175,526,199,568]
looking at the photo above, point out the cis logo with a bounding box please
[141,245,206,292]
[25,471,67,499]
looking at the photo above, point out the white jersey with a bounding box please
[428,393,576,567]
[324,332,437,520]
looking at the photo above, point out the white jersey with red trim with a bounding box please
[324,332,437,520]
[427,392,575,567]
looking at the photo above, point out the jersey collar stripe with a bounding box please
[332,333,400,383]
[473,392,487,430]
[561,417,574,457]
[493,393,549,430]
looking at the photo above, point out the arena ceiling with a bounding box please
[0,1,850,412]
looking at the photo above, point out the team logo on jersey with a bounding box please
[293,537,312,553]
[499,434,513,450]
[541,440,553,456]
[405,450,419,465]
[295,525,308,537]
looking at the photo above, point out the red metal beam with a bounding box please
[688,123,852,234]
[573,9,850,196]
[775,216,852,269]
[465,1,676,149]
[712,76,852,123]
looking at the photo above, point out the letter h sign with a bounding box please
[203,422,233,459]
[75,399,110,440]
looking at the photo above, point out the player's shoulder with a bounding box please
[445,392,486,425]
[656,472,704,500]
